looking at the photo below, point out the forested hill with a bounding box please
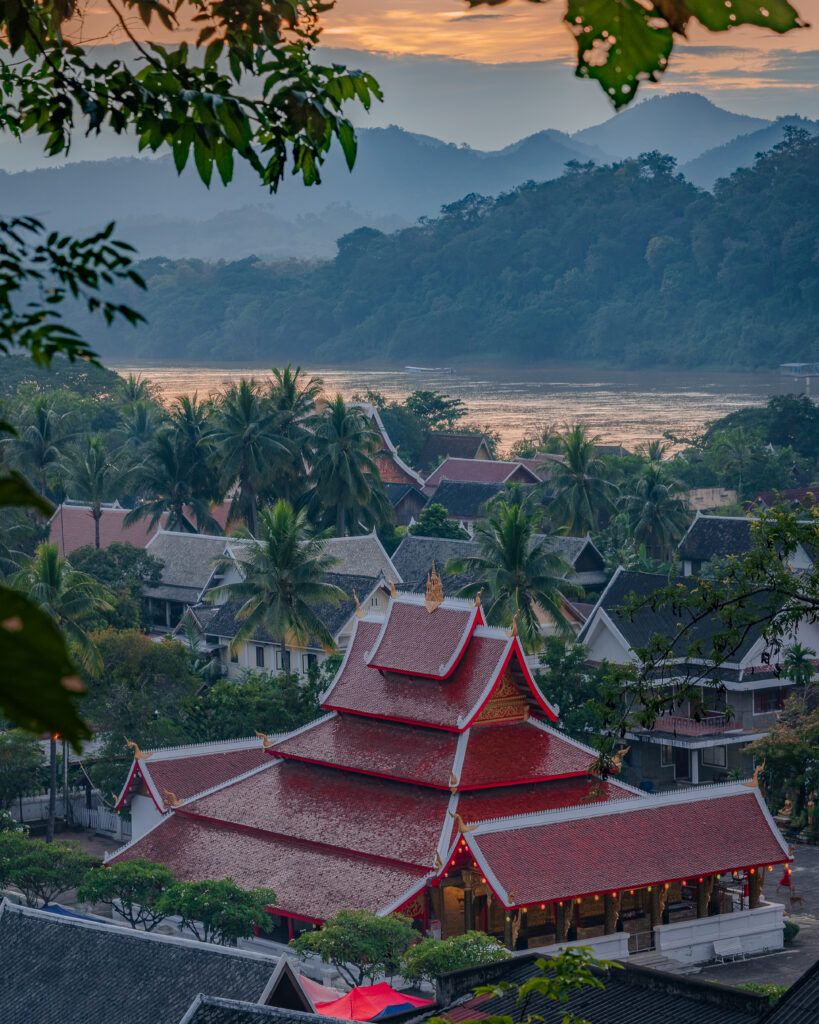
[85,132,819,369]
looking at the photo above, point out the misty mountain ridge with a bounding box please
[1,92,807,262]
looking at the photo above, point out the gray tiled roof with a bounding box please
[144,531,228,599]
[228,534,399,583]
[431,952,766,1024]
[0,901,277,1024]
[678,515,754,563]
[428,481,505,519]
[759,957,819,1024]
[392,536,481,595]
[181,996,348,1024]
[206,573,383,644]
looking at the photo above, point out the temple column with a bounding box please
[463,886,475,932]
[697,876,715,918]
[649,888,661,928]
[749,870,764,909]
[555,903,569,943]
[604,894,621,935]
[503,912,513,949]
[690,751,699,785]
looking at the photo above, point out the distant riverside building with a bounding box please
[112,585,790,964]
[424,457,540,496]
[678,513,815,577]
[417,432,494,473]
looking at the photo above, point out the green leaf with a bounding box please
[213,139,234,186]
[0,472,53,516]
[565,0,674,107]
[338,120,357,171]
[684,0,801,31]
[193,135,213,187]
[0,587,91,748]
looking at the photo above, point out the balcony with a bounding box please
[654,712,730,736]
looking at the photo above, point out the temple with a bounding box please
[111,580,791,963]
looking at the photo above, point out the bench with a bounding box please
[713,937,746,963]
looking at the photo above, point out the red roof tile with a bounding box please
[425,458,540,489]
[113,814,428,920]
[459,723,596,789]
[324,621,509,730]
[145,747,269,803]
[470,789,787,906]
[272,714,458,788]
[49,504,165,557]
[185,760,449,867]
[366,599,479,678]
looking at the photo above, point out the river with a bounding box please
[110,364,796,452]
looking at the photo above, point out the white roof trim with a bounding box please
[376,871,434,918]
[104,809,178,863]
[451,729,470,786]
[320,618,373,704]
[352,402,426,489]
[576,566,624,645]
[435,792,460,867]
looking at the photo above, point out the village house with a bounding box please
[112,584,790,966]
[143,530,229,630]
[578,568,819,788]
[355,403,427,490]
[49,500,164,557]
[423,481,507,535]
[417,431,495,473]
[383,482,427,526]
[678,513,815,577]
[424,458,540,497]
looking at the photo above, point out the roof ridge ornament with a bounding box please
[744,760,765,789]
[162,789,181,809]
[389,578,398,598]
[507,613,518,638]
[449,770,459,794]
[474,588,483,608]
[125,737,151,761]
[425,562,444,613]
[353,589,364,619]
[449,810,478,834]
[255,730,275,749]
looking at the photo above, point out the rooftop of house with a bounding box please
[754,487,819,510]
[227,533,400,583]
[427,480,506,519]
[391,535,481,594]
[678,514,755,563]
[578,568,769,663]
[206,572,386,645]
[180,996,339,1024]
[48,501,166,557]
[417,432,493,472]
[759,955,819,1024]
[383,482,427,507]
[144,530,229,603]
[0,900,279,1024]
[425,458,540,490]
[431,950,769,1024]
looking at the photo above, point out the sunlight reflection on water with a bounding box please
[111,364,791,452]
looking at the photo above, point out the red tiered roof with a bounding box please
[366,599,481,678]
[109,593,788,925]
[467,788,789,908]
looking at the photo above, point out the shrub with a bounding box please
[739,983,788,1005]
[402,931,510,985]
[157,878,276,945]
[783,919,800,945]
[77,859,175,930]
[0,833,97,906]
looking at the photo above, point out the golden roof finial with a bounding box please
[425,562,444,613]
[449,770,459,793]
[255,730,275,749]
[162,789,180,809]
[507,613,518,638]
[744,760,765,789]
[474,588,483,608]
[449,810,478,834]
[433,851,443,871]
[125,737,151,761]
[353,589,364,618]
[389,578,398,598]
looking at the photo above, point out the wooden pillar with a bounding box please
[503,912,513,949]
[697,876,715,918]
[749,870,764,910]
[604,894,621,935]
[463,885,475,932]
[649,888,661,928]
[555,903,569,943]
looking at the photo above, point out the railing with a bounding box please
[654,713,729,736]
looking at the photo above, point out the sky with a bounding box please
[8,0,819,158]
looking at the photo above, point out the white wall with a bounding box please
[654,902,784,964]
[131,794,163,842]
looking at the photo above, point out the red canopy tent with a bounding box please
[315,982,434,1021]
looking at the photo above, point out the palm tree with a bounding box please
[112,399,163,461]
[713,427,759,495]
[782,642,817,703]
[117,373,161,406]
[10,544,112,841]
[61,436,125,548]
[4,397,73,497]
[210,379,285,536]
[620,463,689,561]
[448,497,579,649]
[207,500,344,668]
[125,429,220,534]
[551,424,617,535]
[310,395,389,536]
[169,393,219,504]
[638,439,668,463]
[267,365,323,503]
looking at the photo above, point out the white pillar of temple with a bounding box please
[690,750,699,785]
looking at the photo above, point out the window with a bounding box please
[660,744,674,767]
[303,652,318,673]
[702,746,727,768]
[230,648,239,664]
[754,687,785,715]
[277,648,291,672]
[255,645,265,668]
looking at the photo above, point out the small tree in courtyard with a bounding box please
[402,932,510,986]
[0,832,96,906]
[409,504,470,540]
[0,730,44,810]
[158,878,276,946]
[77,859,175,930]
[292,909,417,986]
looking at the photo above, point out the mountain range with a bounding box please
[3,92,815,261]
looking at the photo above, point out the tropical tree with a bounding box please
[0,730,44,811]
[157,878,276,945]
[449,497,579,649]
[409,503,470,540]
[267,365,323,503]
[60,436,125,548]
[169,393,219,504]
[310,396,389,536]
[4,397,72,497]
[125,428,220,534]
[712,426,761,495]
[207,500,344,669]
[551,425,618,535]
[78,859,175,930]
[117,373,161,406]
[293,909,416,986]
[0,832,96,906]
[783,643,817,703]
[210,379,284,536]
[111,399,163,460]
[402,932,509,985]
[620,462,689,560]
[9,543,113,839]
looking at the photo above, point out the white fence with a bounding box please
[12,790,131,843]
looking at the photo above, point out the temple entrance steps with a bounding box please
[627,950,702,975]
